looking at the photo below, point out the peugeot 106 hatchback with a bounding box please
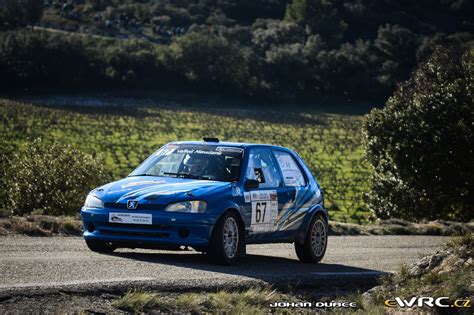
[81,137,328,264]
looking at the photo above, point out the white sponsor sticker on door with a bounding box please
[109,212,152,225]
[250,190,277,201]
[250,190,278,233]
[251,201,278,224]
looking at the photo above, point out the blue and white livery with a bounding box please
[81,138,328,264]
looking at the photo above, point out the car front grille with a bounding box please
[101,222,172,230]
[100,229,170,238]
[97,222,172,238]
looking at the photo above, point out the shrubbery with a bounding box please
[1,1,474,101]
[4,139,109,216]
[0,0,43,30]
[364,46,474,221]
[0,30,102,90]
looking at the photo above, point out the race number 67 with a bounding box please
[255,202,267,223]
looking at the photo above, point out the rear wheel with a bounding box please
[295,214,327,263]
[85,239,116,253]
[208,211,243,265]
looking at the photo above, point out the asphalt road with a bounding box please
[0,235,450,295]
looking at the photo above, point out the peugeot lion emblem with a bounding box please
[127,200,138,210]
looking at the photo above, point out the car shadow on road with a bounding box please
[108,250,386,288]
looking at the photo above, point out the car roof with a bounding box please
[171,140,291,151]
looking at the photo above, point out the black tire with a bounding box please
[295,214,328,263]
[85,239,116,253]
[208,211,244,265]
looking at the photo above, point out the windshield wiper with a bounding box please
[163,172,197,179]
[163,172,211,180]
[128,173,155,177]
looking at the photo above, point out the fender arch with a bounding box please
[295,204,328,244]
[210,206,246,241]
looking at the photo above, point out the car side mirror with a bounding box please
[244,179,259,190]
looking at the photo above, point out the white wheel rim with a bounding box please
[311,219,327,257]
[223,217,239,259]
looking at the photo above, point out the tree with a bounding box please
[374,24,419,93]
[0,0,44,29]
[284,0,346,44]
[364,46,474,221]
[169,32,249,93]
[0,30,100,90]
[316,39,379,98]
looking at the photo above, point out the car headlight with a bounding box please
[164,200,207,213]
[84,195,103,209]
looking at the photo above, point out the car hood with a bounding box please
[91,176,232,206]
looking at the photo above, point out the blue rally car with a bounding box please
[81,138,328,264]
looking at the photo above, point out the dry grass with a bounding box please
[113,288,292,314]
[0,215,83,236]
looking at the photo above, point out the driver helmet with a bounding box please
[183,154,209,175]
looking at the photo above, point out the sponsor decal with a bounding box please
[270,191,277,201]
[244,192,251,203]
[110,216,122,223]
[384,297,471,308]
[250,190,276,201]
[108,212,152,225]
[155,144,178,156]
[249,190,278,233]
[275,153,305,187]
[176,149,222,155]
[251,201,278,224]
[216,146,243,153]
[270,301,357,309]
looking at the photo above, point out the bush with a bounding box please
[169,32,249,92]
[284,0,346,44]
[0,144,13,212]
[364,46,473,221]
[0,0,44,30]
[5,139,109,216]
[0,30,102,90]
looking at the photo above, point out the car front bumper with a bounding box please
[81,207,217,249]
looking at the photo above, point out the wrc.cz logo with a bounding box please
[384,297,471,308]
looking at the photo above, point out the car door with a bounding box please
[272,150,309,231]
[242,148,288,236]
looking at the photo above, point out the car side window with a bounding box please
[245,148,281,188]
[273,151,306,187]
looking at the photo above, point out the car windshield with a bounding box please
[129,144,243,182]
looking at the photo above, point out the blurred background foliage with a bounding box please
[0,0,473,101]
[0,0,472,222]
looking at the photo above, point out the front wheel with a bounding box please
[85,239,116,253]
[208,211,243,265]
[295,214,328,263]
